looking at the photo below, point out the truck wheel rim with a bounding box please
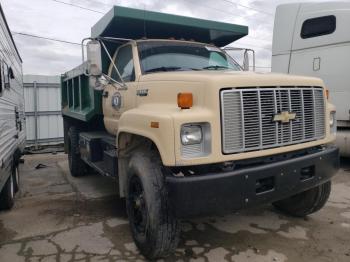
[129,175,147,235]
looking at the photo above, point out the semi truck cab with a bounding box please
[272,1,350,156]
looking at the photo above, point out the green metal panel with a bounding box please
[91,6,248,47]
[61,63,102,122]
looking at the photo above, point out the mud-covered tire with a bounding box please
[67,126,88,177]
[126,149,180,260]
[273,181,331,217]
[0,172,15,210]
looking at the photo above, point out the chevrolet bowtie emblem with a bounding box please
[273,111,296,123]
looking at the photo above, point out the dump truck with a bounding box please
[61,6,339,259]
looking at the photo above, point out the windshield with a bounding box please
[137,41,241,74]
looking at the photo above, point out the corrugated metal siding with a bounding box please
[0,4,25,189]
[23,75,63,146]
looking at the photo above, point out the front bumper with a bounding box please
[166,146,339,218]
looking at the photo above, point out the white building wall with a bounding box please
[23,75,63,146]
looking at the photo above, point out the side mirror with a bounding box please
[243,49,255,71]
[86,40,102,76]
[243,50,249,71]
[223,47,255,71]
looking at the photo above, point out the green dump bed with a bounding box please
[61,5,248,122]
[61,63,102,122]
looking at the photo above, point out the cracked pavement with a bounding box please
[0,153,350,261]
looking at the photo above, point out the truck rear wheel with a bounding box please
[273,181,331,217]
[126,149,180,259]
[0,170,15,210]
[67,126,88,177]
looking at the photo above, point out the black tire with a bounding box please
[126,149,180,260]
[13,165,20,193]
[67,126,88,177]
[0,172,15,210]
[273,181,332,217]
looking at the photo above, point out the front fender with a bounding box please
[117,106,176,166]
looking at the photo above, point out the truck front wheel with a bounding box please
[273,181,331,217]
[67,126,88,177]
[126,149,180,259]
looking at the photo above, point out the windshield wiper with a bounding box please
[202,65,229,70]
[145,66,182,73]
[145,66,201,73]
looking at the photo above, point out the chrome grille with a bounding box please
[221,87,326,154]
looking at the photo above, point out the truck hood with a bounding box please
[135,70,326,116]
[139,70,325,87]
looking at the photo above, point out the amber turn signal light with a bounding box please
[150,121,159,128]
[326,89,329,100]
[177,93,193,109]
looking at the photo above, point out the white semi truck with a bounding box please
[272,1,350,156]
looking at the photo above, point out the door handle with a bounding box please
[313,57,321,71]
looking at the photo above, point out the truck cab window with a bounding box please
[111,45,135,82]
[209,52,229,67]
[138,41,241,73]
[301,15,336,39]
[8,67,14,80]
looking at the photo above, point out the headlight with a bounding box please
[181,125,203,145]
[330,111,336,134]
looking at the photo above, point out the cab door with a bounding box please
[103,44,138,135]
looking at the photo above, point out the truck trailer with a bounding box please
[0,4,25,210]
[272,1,350,157]
[61,6,339,259]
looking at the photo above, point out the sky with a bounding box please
[1,0,340,75]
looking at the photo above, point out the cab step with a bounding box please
[79,131,118,177]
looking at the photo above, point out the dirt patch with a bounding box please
[0,220,17,244]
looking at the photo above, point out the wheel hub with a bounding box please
[129,176,147,234]
[134,194,144,208]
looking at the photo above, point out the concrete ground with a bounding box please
[0,153,349,262]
